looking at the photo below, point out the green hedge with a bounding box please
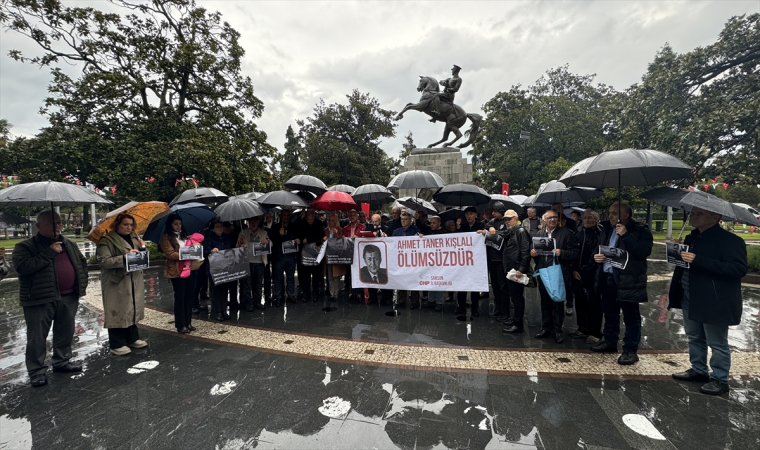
[749,246,760,273]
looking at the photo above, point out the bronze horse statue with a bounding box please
[395,76,482,148]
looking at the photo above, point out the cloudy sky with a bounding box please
[1,0,757,162]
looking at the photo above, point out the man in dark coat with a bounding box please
[479,201,510,321]
[501,209,532,334]
[456,206,486,316]
[13,211,88,387]
[531,210,579,343]
[668,207,748,395]
[295,209,325,302]
[569,210,604,343]
[590,203,653,366]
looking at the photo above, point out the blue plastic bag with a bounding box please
[533,257,566,302]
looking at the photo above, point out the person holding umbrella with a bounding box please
[160,214,200,332]
[13,211,89,387]
[296,209,326,302]
[96,213,148,355]
[270,209,299,306]
[590,203,653,365]
[324,213,346,302]
[204,219,234,320]
[668,207,748,395]
[237,216,270,311]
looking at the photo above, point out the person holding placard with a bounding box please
[238,217,269,311]
[668,207,748,395]
[456,207,485,316]
[270,210,299,307]
[323,213,346,302]
[161,214,199,333]
[590,203,653,365]
[296,210,326,303]
[204,219,234,320]
[96,213,148,355]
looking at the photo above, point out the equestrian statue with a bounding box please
[395,65,482,149]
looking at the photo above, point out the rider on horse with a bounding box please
[430,65,462,122]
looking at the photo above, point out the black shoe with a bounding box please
[187,325,196,331]
[223,313,231,320]
[30,373,47,387]
[567,330,588,339]
[590,340,618,353]
[534,329,551,339]
[192,307,200,314]
[490,310,505,318]
[471,309,479,317]
[215,314,225,321]
[502,325,523,333]
[410,302,420,310]
[672,368,710,382]
[273,299,282,307]
[454,306,466,315]
[617,352,639,365]
[52,362,82,373]
[198,304,209,311]
[499,316,513,324]
[554,332,564,344]
[700,379,729,395]
[287,296,298,304]
[254,303,266,310]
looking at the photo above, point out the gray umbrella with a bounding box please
[284,174,327,195]
[433,183,490,207]
[641,187,760,226]
[533,180,604,205]
[257,190,311,208]
[352,184,396,204]
[213,199,268,222]
[231,192,265,201]
[327,184,356,194]
[0,181,113,207]
[170,187,228,206]
[394,197,437,216]
[387,170,446,190]
[559,148,692,210]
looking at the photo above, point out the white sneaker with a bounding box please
[110,346,131,356]
[127,340,148,349]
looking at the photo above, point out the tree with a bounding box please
[399,131,415,162]
[0,119,11,148]
[280,125,303,181]
[617,14,760,184]
[0,0,277,200]
[727,184,760,207]
[297,90,397,187]
[471,66,619,195]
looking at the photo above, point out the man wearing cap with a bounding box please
[500,209,531,333]
[590,203,653,365]
[668,207,747,395]
[531,210,579,343]
[478,202,510,321]
[429,65,462,120]
[457,206,486,316]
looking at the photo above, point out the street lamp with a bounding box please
[519,131,530,191]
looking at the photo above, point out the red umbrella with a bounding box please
[311,191,357,211]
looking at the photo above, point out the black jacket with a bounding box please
[13,234,88,307]
[502,226,531,274]
[595,219,653,303]
[574,224,603,275]
[296,218,325,245]
[533,226,578,276]
[668,224,747,325]
[485,217,509,261]
[269,221,298,258]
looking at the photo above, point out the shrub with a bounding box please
[748,246,760,273]
[146,242,165,260]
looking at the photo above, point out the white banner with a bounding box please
[351,232,488,291]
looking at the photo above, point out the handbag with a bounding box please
[533,256,565,302]
[190,258,204,271]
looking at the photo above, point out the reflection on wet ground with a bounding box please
[1,245,759,449]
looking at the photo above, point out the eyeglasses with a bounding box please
[545,216,559,220]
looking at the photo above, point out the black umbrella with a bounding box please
[257,190,311,208]
[352,184,396,204]
[433,183,490,207]
[213,198,268,222]
[641,187,760,226]
[438,207,465,223]
[394,197,437,216]
[387,170,446,190]
[143,202,216,242]
[487,194,524,214]
[284,175,327,195]
[533,180,604,205]
[327,184,356,194]
[0,180,113,207]
[559,148,692,212]
[170,187,228,206]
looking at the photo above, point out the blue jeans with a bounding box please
[273,256,296,300]
[600,274,641,353]
[682,293,731,383]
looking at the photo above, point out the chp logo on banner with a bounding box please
[351,232,489,291]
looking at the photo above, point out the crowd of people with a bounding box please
[9,199,748,396]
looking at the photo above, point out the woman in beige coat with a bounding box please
[96,213,147,356]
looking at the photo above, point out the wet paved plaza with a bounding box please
[1,243,759,449]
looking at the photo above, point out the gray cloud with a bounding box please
[1,1,757,164]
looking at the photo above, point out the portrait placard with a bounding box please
[208,248,250,285]
[125,251,149,272]
[599,245,629,270]
[179,245,203,260]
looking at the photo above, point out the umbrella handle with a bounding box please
[677,213,690,240]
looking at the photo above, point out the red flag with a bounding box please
[722,183,728,190]
[111,185,117,195]
[191,178,198,188]
[148,176,155,183]
[501,183,509,196]
[703,184,709,192]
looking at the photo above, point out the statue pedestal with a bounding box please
[399,147,473,199]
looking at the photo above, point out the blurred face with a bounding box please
[117,217,135,235]
[248,218,259,230]
[607,204,629,223]
[329,214,339,228]
[306,211,315,224]
[171,219,183,233]
[37,213,62,239]
[371,214,382,226]
[391,208,400,219]
[349,211,358,223]
[400,215,411,227]
[527,208,537,219]
[492,211,503,220]
[358,212,366,222]
[465,211,477,224]
[418,212,427,222]
[505,215,519,227]
[265,213,273,222]
[381,216,388,224]
[543,213,559,230]
[689,207,721,231]
[363,249,381,274]
[430,217,441,229]
[281,210,290,223]
[582,212,599,228]
[212,222,224,236]
[445,220,456,232]
[571,212,581,221]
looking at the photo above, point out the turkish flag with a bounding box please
[501,183,509,196]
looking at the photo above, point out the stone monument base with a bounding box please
[399,147,473,200]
